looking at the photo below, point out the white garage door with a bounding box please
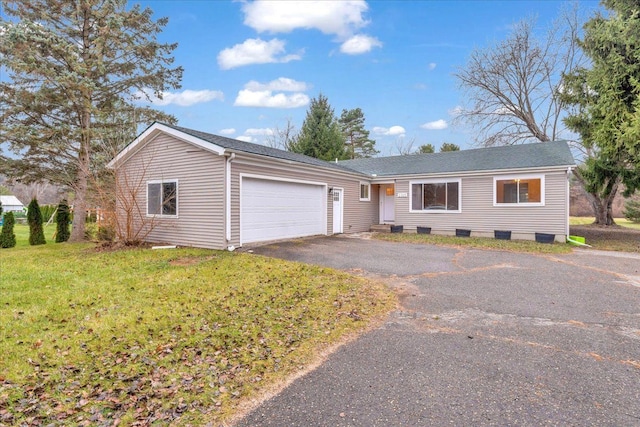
[241,177,326,244]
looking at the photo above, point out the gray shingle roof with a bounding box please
[338,141,575,176]
[153,123,574,178]
[164,123,363,174]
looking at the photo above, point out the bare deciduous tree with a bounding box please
[454,6,584,149]
[265,119,298,151]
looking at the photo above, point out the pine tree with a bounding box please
[27,198,46,246]
[440,143,461,152]
[0,212,17,249]
[0,0,182,241]
[623,197,640,223]
[339,108,378,159]
[417,144,435,154]
[289,94,347,161]
[55,199,71,243]
[562,0,640,224]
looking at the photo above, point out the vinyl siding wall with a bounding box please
[229,156,375,247]
[393,170,569,241]
[115,133,226,249]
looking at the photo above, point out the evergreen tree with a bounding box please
[339,108,378,159]
[562,0,640,224]
[289,94,348,161]
[0,212,17,249]
[416,144,435,154]
[440,143,461,152]
[0,0,182,242]
[623,197,640,222]
[27,198,46,246]
[55,199,71,243]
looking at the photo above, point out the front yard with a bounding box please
[0,225,395,425]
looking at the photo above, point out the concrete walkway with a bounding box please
[235,236,640,426]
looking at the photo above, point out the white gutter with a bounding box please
[567,166,573,239]
[225,153,236,245]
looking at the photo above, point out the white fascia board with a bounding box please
[368,165,574,182]
[107,123,225,168]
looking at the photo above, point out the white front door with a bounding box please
[380,184,395,223]
[332,188,343,234]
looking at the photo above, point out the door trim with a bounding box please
[332,187,344,234]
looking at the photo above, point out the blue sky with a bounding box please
[134,0,600,155]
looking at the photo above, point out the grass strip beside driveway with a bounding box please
[374,232,573,254]
[0,240,395,426]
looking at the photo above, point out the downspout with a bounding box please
[226,153,236,249]
[566,166,572,239]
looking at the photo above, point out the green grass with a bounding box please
[0,225,395,425]
[570,216,640,230]
[374,232,573,254]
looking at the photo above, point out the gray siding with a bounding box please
[115,134,226,249]
[393,171,569,241]
[229,157,375,247]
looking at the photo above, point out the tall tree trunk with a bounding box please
[574,170,619,226]
[70,123,90,242]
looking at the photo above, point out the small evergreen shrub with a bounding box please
[55,200,71,242]
[27,198,46,245]
[84,222,98,240]
[0,212,17,248]
[623,198,640,223]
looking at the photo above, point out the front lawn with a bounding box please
[374,232,573,254]
[0,226,395,425]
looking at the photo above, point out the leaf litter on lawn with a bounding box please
[0,244,395,426]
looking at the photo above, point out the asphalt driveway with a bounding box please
[236,235,640,426]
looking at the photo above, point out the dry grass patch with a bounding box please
[0,233,395,426]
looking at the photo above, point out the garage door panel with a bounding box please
[241,178,325,244]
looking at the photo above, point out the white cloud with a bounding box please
[428,62,437,70]
[219,128,236,135]
[217,38,302,70]
[135,89,224,106]
[414,83,427,90]
[234,90,310,108]
[245,77,309,92]
[340,34,382,55]
[421,119,448,130]
[236,135,255,143]
[244,128,275,136]
[242,0,369,37]
[234,78,310,108]
[373,125,406,136]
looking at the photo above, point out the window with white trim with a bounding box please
[411,179,461,212]
[359,182,370,201]
[494,175,544,205]
[147,180,178,216]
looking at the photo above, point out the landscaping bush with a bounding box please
[97,225,115,241]
[55,200,71,242]
[0,211,17,248]
[623,197,640,223]
[27,198,46,245]
[84,222,97,240]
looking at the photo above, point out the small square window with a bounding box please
[147,180,178,217]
